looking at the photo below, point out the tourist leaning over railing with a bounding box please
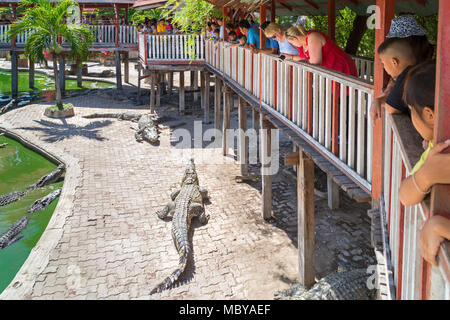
[279,24,358,78]
[397,61,450,267]
[238,20,262,51]
[251,21,279,55]
[369,15,434,123]
[264,23,298,59]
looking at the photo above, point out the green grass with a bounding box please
[47,103,73,111]
[0,70,115,96]
[0,135,63,294]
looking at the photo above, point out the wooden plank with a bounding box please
[285,153,299,167]
[214,77,221,130]
[115,51,122,90]
[297,149,315,288]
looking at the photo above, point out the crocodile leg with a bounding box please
[156,201,175,219]
[170,190,180,201]
[199,187,208,200]
[189,203,209,224]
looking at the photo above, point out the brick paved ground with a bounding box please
[0,63,376,299]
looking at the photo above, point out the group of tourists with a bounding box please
[206,15,449,268]
[137,18,179,35]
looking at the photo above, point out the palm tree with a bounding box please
[8,0,93,109]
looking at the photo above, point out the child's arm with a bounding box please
[370,78,396,122]
[399,140,450,206]
[420,215,450,267]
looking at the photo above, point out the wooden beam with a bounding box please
[348,0,359,5]
[222,88,232,156]
[415,0,426,6]
[297,148,315,288]
[260,4,267,50]
[150,71,156,113]
[204,72,211,124]
[278,0,293,11]
[214,77,222,130]
[327,173,340,209]
[271,0,276,21]
[179,71,185,114]
[304,0,319,10]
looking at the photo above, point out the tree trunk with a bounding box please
[345,15,369,56]
[53,55,62,109]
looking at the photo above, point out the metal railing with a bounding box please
[383,113,450,299]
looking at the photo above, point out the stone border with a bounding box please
[0,126,82,299]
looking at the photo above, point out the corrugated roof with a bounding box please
[132,0,167,10]
[204,0,438,17]
[0,0,135,4]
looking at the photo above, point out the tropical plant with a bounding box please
[8,0,93,109]
[130,8,164,25]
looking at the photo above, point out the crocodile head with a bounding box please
[182,159,199,186]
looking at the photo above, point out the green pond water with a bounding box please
[0,70,114,96]
[0,135,63,294]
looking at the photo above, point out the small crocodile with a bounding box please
[0,99,17,114]
[0,165,65,207]
[150,159,209,295]
[0,143,7,148]
[0,216,29,249]
[26,164,65,190]
[27,188,61,213]
[135,114,158,143]
[274,264,376,300]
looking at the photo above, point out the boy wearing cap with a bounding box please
[370,15,431,122]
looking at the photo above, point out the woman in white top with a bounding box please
[264,23,302,59]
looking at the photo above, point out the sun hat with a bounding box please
[386,15,428,38]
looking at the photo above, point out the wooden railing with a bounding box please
[0,24,138,46]
[139,33,205,64]
[383,113,450,299]
[206,40,373,191]
[352,55,374,83]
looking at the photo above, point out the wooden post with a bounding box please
[11,51,18,98]
[156,72,161,107]
[260,113,272,220]
[238,97,249,176]
[59,56,65,96]
[200,71,206,109]
[150,71,156,113]
[168,72,173,96]
[76,60,82,88]
[115,51,122,90]
[204,72,210,124]
[114,4,119,48]
[193,71,199,102]
[271,0,276,22]
[214,77,222,130]
[29,59,35,89]
[124,52,129,83]
[252,108,259,130]
[297,149,315,288]
[260,4,267,50]
[372,0,395,203]
[327,174,340,209]
[425,0,450,300]
[137,66,141,104]
[179,71,185,114]
[328,0,336,42]
[222,87,232,156]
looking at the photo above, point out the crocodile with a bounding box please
[27,188,61,213]
[135,114,158,143]
[0,165,64,207]
[0,99,17,114]
[0,216,29,249]
[26,164,65,190]
[274,264,376,300]
[0,143,7,148]
[150,159,209,295]
[82,112,143,122]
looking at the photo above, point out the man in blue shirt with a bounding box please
[238,20,261,50]
[253,21,279,54]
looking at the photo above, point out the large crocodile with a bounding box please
[0,165,65,207]
[274,264,376,300]
[0,216,29,249]
[28,188,61,213]
[150,159,209,295]
[82,112,142,122]
[135,114,158,143]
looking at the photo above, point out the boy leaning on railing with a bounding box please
[397,61,450,267]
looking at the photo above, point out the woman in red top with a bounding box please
[286,25,357,77]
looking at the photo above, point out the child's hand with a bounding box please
[420,215,447,267]
[420,140,450,189]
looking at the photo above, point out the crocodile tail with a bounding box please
[150,246,189,295]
